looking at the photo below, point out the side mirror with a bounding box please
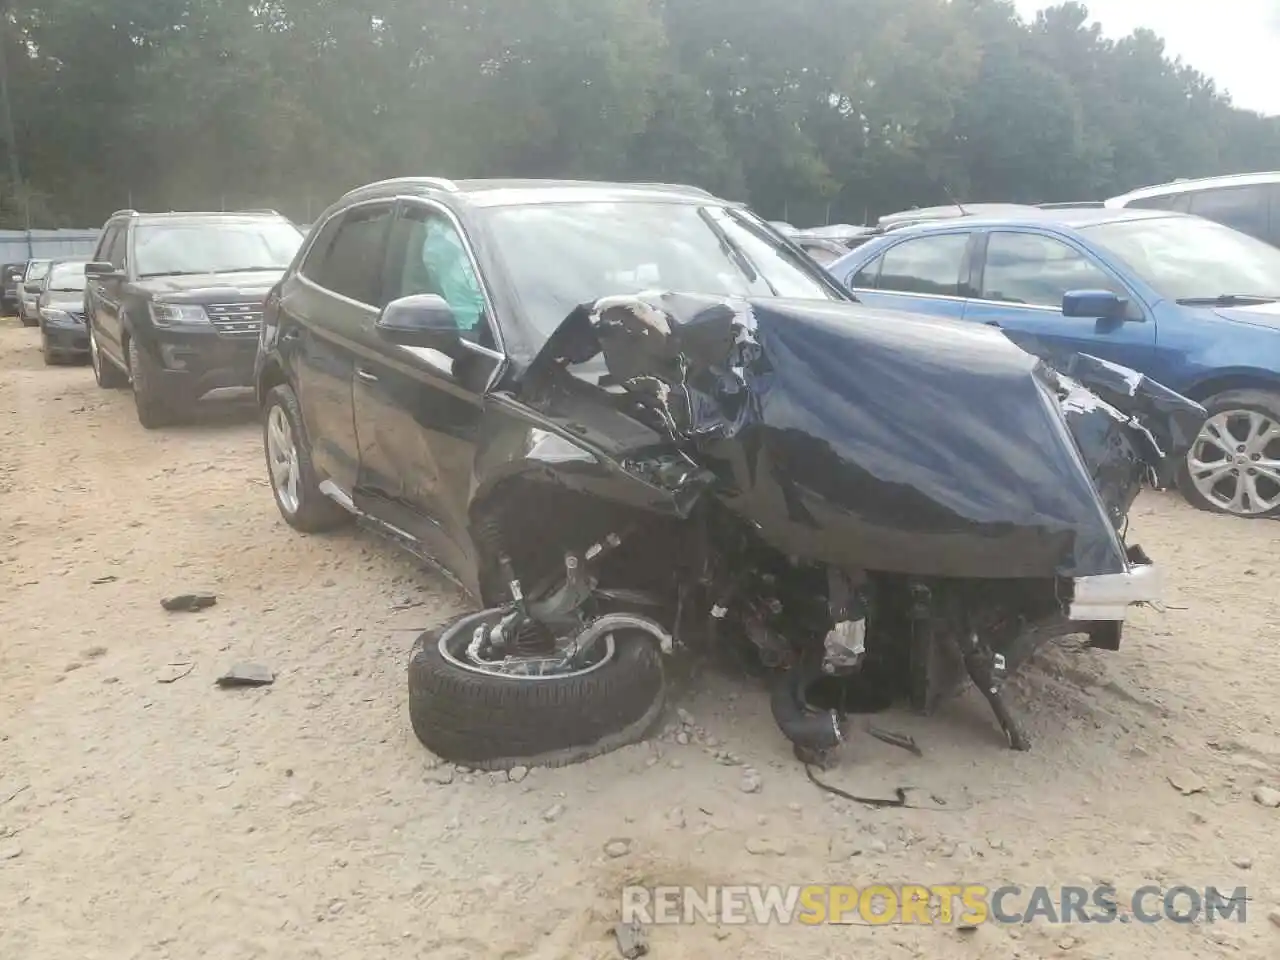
[1063,289,1129,321]
[23,281,41,294]
[375,294,463,355]
[85,261,119,279]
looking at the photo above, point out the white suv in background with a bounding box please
[1105,171,1280,248]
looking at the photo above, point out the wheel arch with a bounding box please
[1181,370,1280,404]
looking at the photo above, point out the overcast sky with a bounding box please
[1012,0,1280,116]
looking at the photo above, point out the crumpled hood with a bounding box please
[132,270,283,303]
[1211,300,1280,331]
[535,292,1204,580]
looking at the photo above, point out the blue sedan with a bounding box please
[827,209,1280,518]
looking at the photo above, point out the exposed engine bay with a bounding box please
[454,292,1205,762]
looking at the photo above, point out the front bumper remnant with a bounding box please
[1068,561,1162,621]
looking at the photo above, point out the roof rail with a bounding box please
[342,177,459,199]
[110,208,138,218]
[239,208,282,216]
[635,182,716,198]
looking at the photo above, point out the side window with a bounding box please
[387,205,490,345]
[305,204,394,305]
[95,225,120,266]
[981,232,1127,309]
[877,234,969,296]
[1267,184,1280,247]
[106,227,128,269]
[848,254,882,289]
[1189,185,1270,242]
[299,215,344,285]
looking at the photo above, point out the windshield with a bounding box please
[133,220,304,278]
[1081,216,1280,302]
[25,261,50,281]
[47,262,87,292]
[484,201,839,339]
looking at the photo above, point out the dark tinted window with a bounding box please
[1127,194,1177,211]
[94,225,119,263]
[1189,185,1270,242]
[849,254,882,288]
[105,228,128,269]
[877,234,968,296]
[982,232,1126,308]
[304,204,393,305]
[388,205,490,344]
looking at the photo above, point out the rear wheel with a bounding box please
[89,324,128,388]
[262,383,351,532]
[1178,389,1280,518]
[408,608,666,771]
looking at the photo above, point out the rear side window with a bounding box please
[848,254,882,289]
[1189,185,1270,242]
[877,234,969,296]
[302,204,394,305]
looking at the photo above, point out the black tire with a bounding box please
[128,337,182,429]
[1176,389,1280,519]
[408,608,666,771]
[261,383,351,533]
[89,324,129,388]
[40,336,61,366]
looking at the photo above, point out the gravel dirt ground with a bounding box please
[2,315,1280,960]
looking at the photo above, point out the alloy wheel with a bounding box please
[1186,408,1280,516]
[266,405,301,515]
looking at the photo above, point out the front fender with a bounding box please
[469,390,713,520]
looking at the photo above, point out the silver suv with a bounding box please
[1105,171,1280,247]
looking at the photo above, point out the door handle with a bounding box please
[355,367,379,383]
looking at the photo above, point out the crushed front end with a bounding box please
[479,291,1204,760]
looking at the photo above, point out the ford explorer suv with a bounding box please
[84,209,305,428]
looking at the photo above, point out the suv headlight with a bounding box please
[149,302,210,326]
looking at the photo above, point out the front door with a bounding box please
[91,226,128,361]
[352,199,503,584]
[965,230,1156,373]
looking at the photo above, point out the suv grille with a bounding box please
[206,302,264,337]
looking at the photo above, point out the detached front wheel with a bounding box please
[408,608,667,771]
[1178,389,1280,518]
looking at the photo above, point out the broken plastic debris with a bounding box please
[162,594,218,613]
[215,663,275,688]
[612,920,649,959]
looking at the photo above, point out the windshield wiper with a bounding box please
[210,266,285,273]
[138,270,213,278]
[696,207,778,295]
[1175,294,1279,306]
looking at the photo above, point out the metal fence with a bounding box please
[0,228,99,264]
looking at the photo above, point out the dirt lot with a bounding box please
[2,316,1280,960]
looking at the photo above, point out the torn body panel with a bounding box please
[540,292,1200,580]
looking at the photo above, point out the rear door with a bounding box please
[841,231,973,323]
[964,229,1156,372]
[351,198,503,582]
[281,201,394,495]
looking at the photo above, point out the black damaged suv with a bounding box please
[84,209,305,428]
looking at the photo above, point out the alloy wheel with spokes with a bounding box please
[1184,397,1280,517]
[266,404,301,516]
